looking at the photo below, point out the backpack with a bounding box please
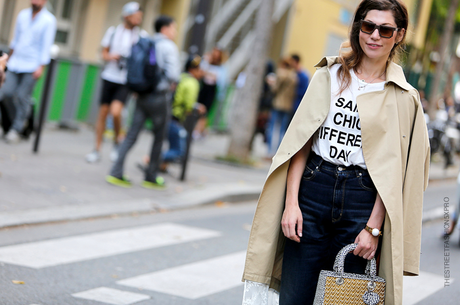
[126,37,162,94]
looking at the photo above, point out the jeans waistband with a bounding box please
[309,152,368,174]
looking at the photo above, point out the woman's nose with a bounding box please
[370,28,381,39]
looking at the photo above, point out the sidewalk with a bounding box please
[0,125,270,228]
[0,124,456,228]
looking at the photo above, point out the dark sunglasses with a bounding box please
[360,20,398,38]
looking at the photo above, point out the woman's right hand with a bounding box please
[281,140,312,244]
[281,202,303,243]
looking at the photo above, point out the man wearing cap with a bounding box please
[0,0,56,143]
[86,2,148,163]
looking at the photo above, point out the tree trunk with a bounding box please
[226,0,275,161]
[428,0,460,120]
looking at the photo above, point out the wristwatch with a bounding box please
[365,225,382,237]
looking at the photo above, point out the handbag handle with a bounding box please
[333,243,377,278]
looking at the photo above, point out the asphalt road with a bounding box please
[414,218,460,305]
[423,179,457,213]
[0,181,457,305]
[0,202,255,305]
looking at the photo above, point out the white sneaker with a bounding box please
[85,150,101,163]
[110,145,119,162]
[5,129,20,143]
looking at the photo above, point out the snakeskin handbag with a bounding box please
[313,243,385,305]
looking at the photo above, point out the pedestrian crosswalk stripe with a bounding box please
[117,251,246,299]
[72,287,150,305]
[403,271,451,305]
[0,223,221,269]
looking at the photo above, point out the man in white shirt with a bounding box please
[0,0,56,143]
[86,2,148,163]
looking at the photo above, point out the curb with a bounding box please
[0,180,449,229]
[0,183,262,229]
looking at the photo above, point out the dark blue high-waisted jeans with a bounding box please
[279,152,378,305]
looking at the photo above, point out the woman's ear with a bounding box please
[396,28,406,45]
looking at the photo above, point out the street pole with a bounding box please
[180,108,201,181]
[33,45,59,153]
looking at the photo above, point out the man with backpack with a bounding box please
[86,2,148,163]
[106,15,180,189]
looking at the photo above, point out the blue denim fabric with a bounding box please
[0,71,36,132]
[279,153,378,305]
[266,109,291,156]
[163,119,187,162]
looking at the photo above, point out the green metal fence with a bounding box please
[30,59,236,131]
[31,59,103,125]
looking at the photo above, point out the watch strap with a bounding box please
[365,225,382,237]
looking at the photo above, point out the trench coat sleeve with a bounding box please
[242,65,330,288]
[402,91,430,276]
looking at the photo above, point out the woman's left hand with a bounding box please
[353,229,379,260]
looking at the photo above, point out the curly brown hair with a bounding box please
[337,0,408,94]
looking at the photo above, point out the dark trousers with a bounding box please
[110,92,169,182]
[279,153,378,305]
[0,71,36,132]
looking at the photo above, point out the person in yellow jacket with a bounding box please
[161,55,205,171]
[242,1,430,304]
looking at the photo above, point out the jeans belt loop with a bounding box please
[316,156,323,170]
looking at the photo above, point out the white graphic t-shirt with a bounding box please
[311,64,385,169]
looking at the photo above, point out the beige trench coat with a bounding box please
[242,56,430,305]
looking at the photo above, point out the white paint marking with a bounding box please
[0,223,220,269]
[72,287,150,305]
[118,251,246,299]
[403,271,451,305]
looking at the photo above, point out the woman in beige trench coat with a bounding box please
[242,1,430,304]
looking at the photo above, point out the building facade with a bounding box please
[0,0,433,126]
[284,0,434,75]
[0,0,191,61]
[0,0,191,124]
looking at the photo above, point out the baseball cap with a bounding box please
[122,2,140,17]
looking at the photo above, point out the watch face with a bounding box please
[372,228,379,237]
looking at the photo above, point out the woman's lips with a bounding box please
[367,43,382,50]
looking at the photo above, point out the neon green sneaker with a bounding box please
[106,175,132,188]
[141,176,166,190]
